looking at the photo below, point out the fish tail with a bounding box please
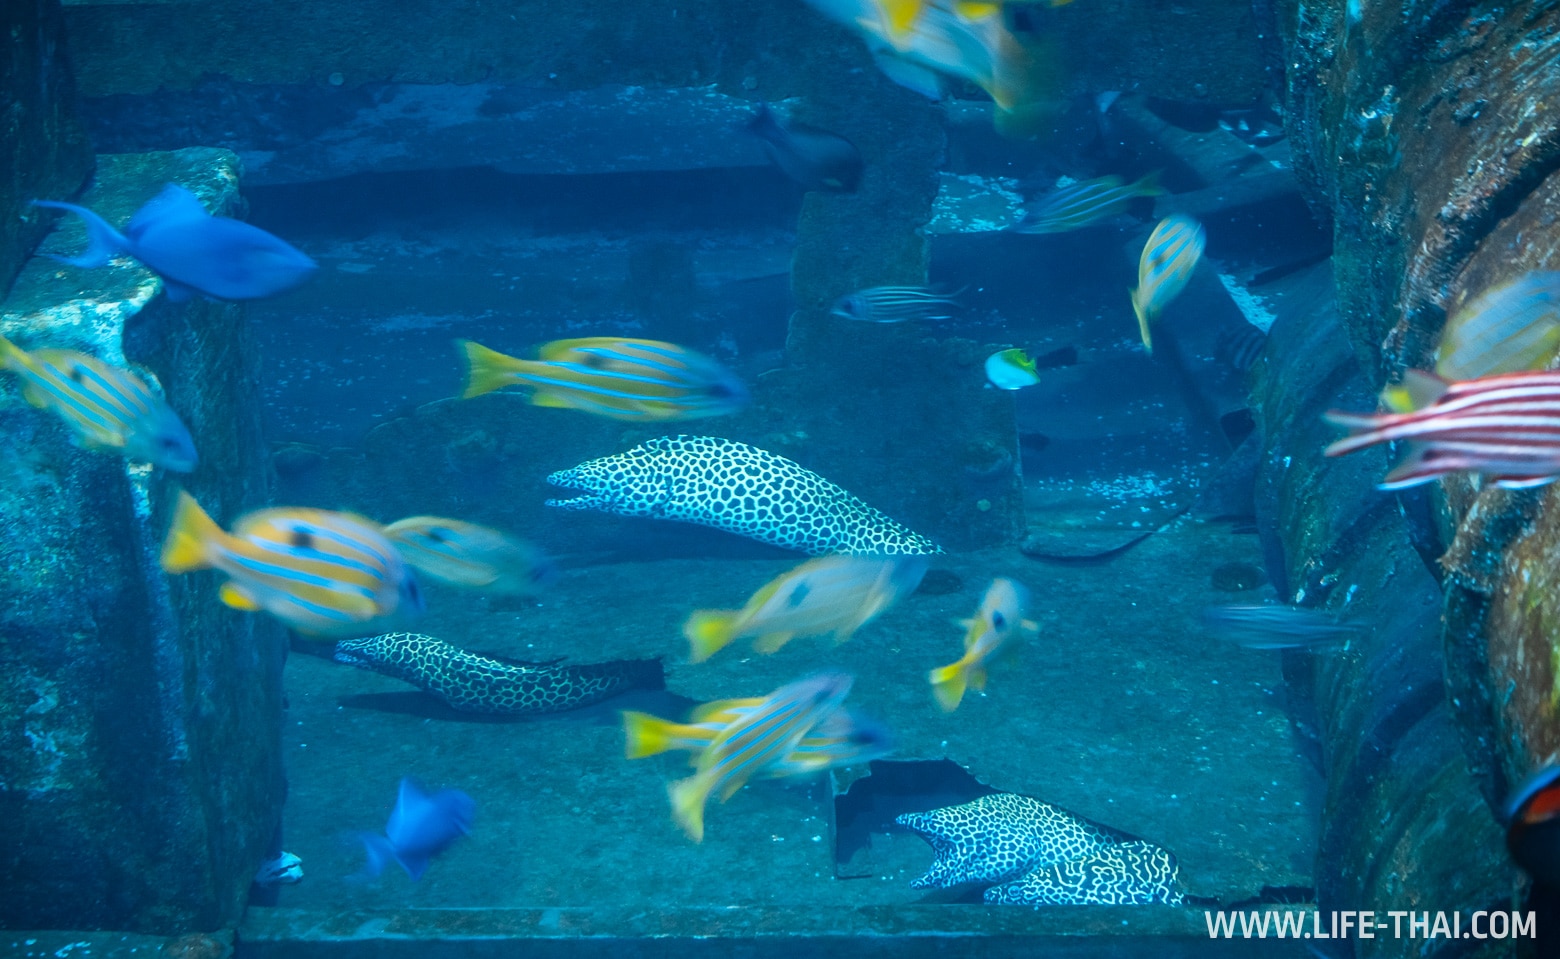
[1131,170,1167,197]
[31,199,128,269]
[928,660,969,712]
[357,832,395,878]
[622,710,676,759]
[668,775,713,842]
[159,490,222,573]
[1132,289,1154,353]
[683,610,739,663]
[0,333,30,374]
[457,339,528,399]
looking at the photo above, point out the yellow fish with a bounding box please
[683,554,928,663]
[160,492,423,638]
[929,577,1036,711]
[666,672,853,841]
[383,516,557,594]
[1131,215,1205,353]
[622,701,892,776]
[0,333,196,472]
[457,337,749,421]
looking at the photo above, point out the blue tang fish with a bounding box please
[33,184,317,302]
[359,778,475,881]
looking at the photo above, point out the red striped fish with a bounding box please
[1324,369,1560,489]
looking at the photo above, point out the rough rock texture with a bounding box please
[1273,1,1560,951]
[0,0,93,297]
[0,149,283,933]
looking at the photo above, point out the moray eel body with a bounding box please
[896,793,1183,906]
[545,435,942,555]
[334,632,664,714]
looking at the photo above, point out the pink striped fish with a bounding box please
[1324,369,1560,489]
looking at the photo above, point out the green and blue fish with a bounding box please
[1012,172,1163,234]
[1131,215,1205,353]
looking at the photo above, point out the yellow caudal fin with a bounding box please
[1381,369,1448,413]
[929,660,969,712]
[457,339,528,399]
[1132,289,1154,353]
[881,0,926,38]
[218,582,262,611]
[160,490,223,573]
[1131,169,1167,198]
[968,665,988,692]
[0,333,29,371]
[689,696,763,723]
[668,775,712,843]
[683,610,740,663]
[622,711,676,759]
[751,631,797,655]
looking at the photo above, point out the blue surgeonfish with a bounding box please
[33,184,317,301]
[0,333,197,471]
[358,778,475,881]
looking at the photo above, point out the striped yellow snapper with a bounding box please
[622,700,892,776]
[0,333,196,472]
[683,554,928,663]
[1436,272,1560,381]
[666,671,854,841]
[1131,215,1205,353]
[160,492,424,638]
[383,516,558,595]
[929,577,1036,711]
[457,337,749,422]
[1012,172,1164,234]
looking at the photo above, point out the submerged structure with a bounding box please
[2,0,1558,957]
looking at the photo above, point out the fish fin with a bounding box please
[18,381,51,410]
[883,0,927,35]
[683,611,739,663]
[457,339,527,399]
[668,776,711,842]
[1380,369,1448,413]
[870,50,945,101]
[689,697,763,723]
[219,582,262,611]
[159,490,223,573]
[126,185,207,239]
[953,1,1000,20]
[0,333,29,372]
[161,280,194,303]
[1132,289,1154,353]
[1377,444,1441,490]
[752,631,796,654]
[717,775,750,803]
[1131,170,1167,197]
[31,199,128,268]
[621,711,675,759]
[528,391,575,409]
[357,832,395,878]
[968,666,988,692]
[929,661,968,712]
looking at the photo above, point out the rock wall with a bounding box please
[1271,0,1560,949]
[0,0,93,296]
[0,149,283,934]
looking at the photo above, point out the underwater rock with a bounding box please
[333,632,665,715]
[546,435,943,555]
[0,150,282,933]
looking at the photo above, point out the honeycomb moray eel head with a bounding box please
[544,435,942,555]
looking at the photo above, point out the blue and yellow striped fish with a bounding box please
[1436,272,1560,381]
[666,672,854,841]
[383,515,558,595]
[623,700,892,777]
[160,492,425,638]
[1013,172,1164,234]
[457,337,749,422]
[1131,215,1205,353]
[0,333,196,471]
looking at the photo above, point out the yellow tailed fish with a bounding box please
[383,516,558,594]
[622,703,891,775]
[1131,215,1205,353]
[929,577,1037,711]
[1436,272,1560,381]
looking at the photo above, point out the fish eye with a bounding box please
[992,611,1007,630]
[68,366,85,383]
[289,528,314,549]
[427,527,449,543]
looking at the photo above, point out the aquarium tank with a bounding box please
[2,1,1558,957]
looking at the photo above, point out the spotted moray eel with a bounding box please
[545,435,942,555]
[333,632,664,714]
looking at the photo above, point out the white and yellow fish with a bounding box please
[929,577,1036,711]
[1131,215,1205,353]
[984,348,1040,390]
[383,516,558,594]
[683,554,928,663]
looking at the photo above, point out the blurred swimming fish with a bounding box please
[33,184,316,302]
[457,337,749,422]
[1327,369,1560,489]
[1505,765,1560,888]
[0,333,197,472]
[160,491,424,638]
[667,671,854,841]
[623,702,892,776]
[1012,172,1164,234]
[683,554,928,663]
[1436,272,1560,381]
[1200,604,1361,650]
[984,348,1039,390]
[1132,215,1205,353]
[746,103,863,193]
[383,516,558,595]
[1214,323,1267,373]
[831,286,961,323]
[929,577,1036,710]
[358,778,474,881]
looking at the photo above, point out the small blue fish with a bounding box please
[358,778,475,881]
[33,184,317,302]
